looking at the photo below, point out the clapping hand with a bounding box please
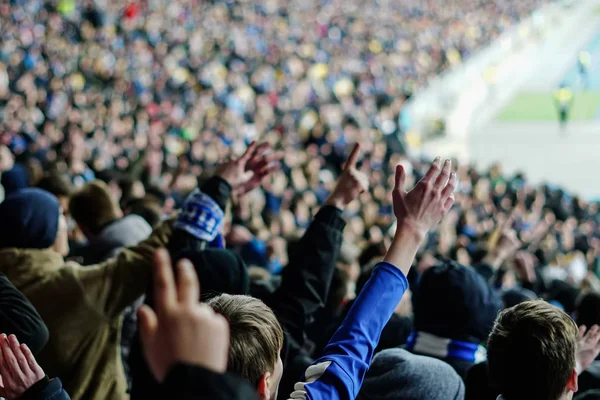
[325,144,369,210]
[0,334,45,400]
[215,142,283,196]
[138,249,231,382]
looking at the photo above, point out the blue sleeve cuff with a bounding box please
[372,261,409,290]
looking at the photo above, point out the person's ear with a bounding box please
[256,372,272,400]
[566,368,578,394]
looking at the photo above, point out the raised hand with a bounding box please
[215,142,283,196]
[513,250,537,283]
[325,144,369,210]
[138,249,231,382]
[484,214,522,270]
[0,146,13,173]
[576,325,600,374]
[392,157,457,240]
[0,334,45,399]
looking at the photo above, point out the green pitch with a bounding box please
[498,92,600,121]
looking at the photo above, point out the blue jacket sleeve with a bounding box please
[287,262,408,400]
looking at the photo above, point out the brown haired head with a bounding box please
[207,294,284,394]
[70,180,122,236]
[487,300,579,400]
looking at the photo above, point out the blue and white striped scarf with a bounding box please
[405,331,487,363]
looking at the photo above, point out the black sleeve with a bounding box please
[473,262,495,282]
[266,205,345,347]
[162,364,258,400]
[20,377,71,400]
[200,176,232,212]
[0,275,49,354]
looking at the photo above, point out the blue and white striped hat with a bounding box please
[174,189,224,245]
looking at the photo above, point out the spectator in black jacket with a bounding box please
[129,142,284,398]
[139,248,259,400]
[130,144,364,400]
[407,261,503,379]
[0,274,48,355]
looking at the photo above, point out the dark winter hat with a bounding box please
[547,280,580,315]
[358,348,465,400]
[147,248,249,308]
[1,164,29,196]
[502,288,538,309]
[576,292,600,328]
[177,249,249,298]
[0,188,60,249]
[414,261,503,343]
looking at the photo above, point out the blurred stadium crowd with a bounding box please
[3,1,600,400]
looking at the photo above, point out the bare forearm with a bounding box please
[383,223,425,276]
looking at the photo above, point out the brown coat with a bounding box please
[0,219,174,400]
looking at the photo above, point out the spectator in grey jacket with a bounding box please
[69,180,152,265]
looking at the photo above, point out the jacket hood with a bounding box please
[0,248,64,289]
[84,215,152,262]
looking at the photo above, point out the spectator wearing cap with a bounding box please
[1,163,30,198]
[0,187,175,400]
[406,260,503,378]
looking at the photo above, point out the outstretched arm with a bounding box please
[74,143,282,320]
[288,158,457,400]
[267,144,368,346]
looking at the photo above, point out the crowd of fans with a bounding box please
[2,0,600,399]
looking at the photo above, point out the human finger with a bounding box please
[0,337,7,381]
[419,157,442,185]
[579,325,587,340]
[258,162,281,176]
[153,249,177,313]
[0,336,24,383]
[251,153,283,172]
[20,344,44,379]
[239,141,258,163]
[441,171,457,199]
[176,259,200,305]
[138,305,159,349]
[7,336,29,375]
[434,159,452,190]
[251,142,271,156]
[353,170,369,192]
[587,325,600,343]
[443,193,455,213]
[394,165,406,194]
[345,143,361,171]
